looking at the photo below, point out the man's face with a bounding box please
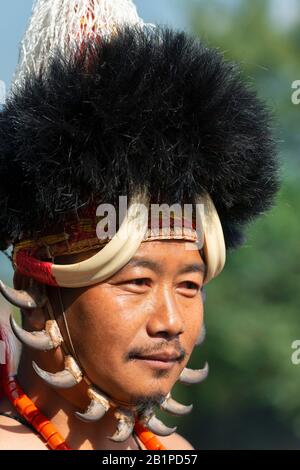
[57,240,205,405]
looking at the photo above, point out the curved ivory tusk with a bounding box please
[0,280,47,309]
[108,408,135,442]
[143,413,177,436]
[195,324,206,346]
[51,194,149,287]
[10,316,63,351]
[75,386,110,422]
[179,362,209,385]
[32,355,83,389]
[76,400,108,423]
[160,393,193,416]
[196,194,226,285]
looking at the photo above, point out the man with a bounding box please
[0,241,204,450]
[0,0,279,450]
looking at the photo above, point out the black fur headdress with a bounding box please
[0,26,279,250]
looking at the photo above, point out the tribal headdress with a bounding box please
[0,0,279,447]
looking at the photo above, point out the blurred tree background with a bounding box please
[165,0,300,449]
[1,0,299,450]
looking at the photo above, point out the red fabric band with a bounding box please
[15,252,58,287]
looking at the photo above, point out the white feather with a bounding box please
[12,0,154,91]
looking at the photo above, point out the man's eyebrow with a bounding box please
[124,258,163,274]
[177,262,205,275]
[124,257,205,275]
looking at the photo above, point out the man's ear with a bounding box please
[13,272,47,330]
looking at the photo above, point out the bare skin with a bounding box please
[0,240,205,450]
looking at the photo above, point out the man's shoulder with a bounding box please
[159,432,195,450]
[0,415,195,450]
[0,415,46,450]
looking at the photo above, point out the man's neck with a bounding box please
[7,351,142,450]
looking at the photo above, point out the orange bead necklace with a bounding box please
[3,375,166,451]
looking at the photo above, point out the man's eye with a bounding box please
[127,278,149,286]
[180,281,200,291]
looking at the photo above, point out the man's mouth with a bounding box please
[132,351,182,370]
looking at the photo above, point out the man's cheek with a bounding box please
[186,308,203,340]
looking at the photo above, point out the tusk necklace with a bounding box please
[3,374,166,450]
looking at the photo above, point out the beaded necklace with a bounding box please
[3,375,166,451]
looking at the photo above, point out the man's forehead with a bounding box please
[121,240,205,275]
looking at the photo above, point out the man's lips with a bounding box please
[135,352,181,362]
[132,351,182,370]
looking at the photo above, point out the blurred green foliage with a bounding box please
[171,0,300,449]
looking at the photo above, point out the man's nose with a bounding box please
[146,286,184,339]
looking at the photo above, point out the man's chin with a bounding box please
[93,368,177,406]
[128,393,166,413]
[107,383,169,409]
[119,376,176,406]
